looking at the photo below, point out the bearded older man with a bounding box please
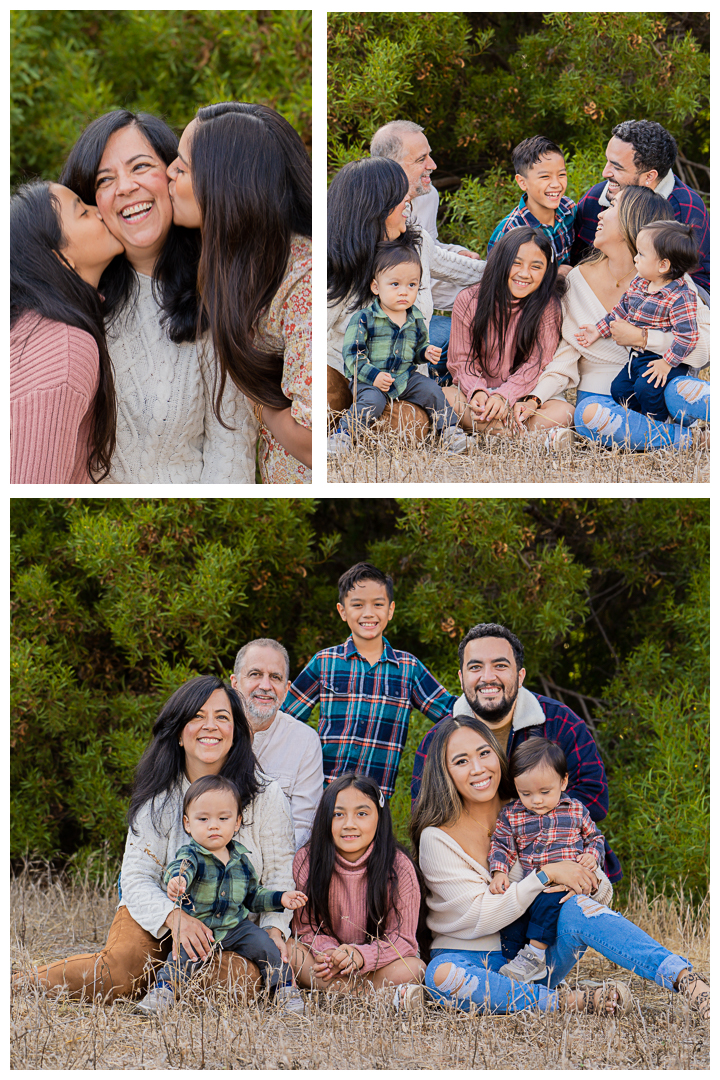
[231,638,323,850]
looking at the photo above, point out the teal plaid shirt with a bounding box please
[342,298,429,398]
[164,838,284,942]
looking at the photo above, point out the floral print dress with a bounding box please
[256,234,312,484]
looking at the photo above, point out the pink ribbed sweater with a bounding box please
[292,843,420,971]
[11,313,99,484]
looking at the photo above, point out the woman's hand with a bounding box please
[608,318,645,348]
[512,399,538,429]
[542,859,598,901]
[163,908,215,961]
[265,926,289,963]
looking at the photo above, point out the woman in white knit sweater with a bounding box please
[20,676,295,1002]
[534,185,710,450]
[410,715,709,1019]
[60,111,258,484]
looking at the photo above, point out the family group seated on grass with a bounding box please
[327,119,710,458]
[15,562,710,1024]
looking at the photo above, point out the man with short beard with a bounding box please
[411,623,621,882]
[231,638,323,851]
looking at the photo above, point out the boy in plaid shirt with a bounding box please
[487,136,575,276]
[135,775,307,1016]
[576,220,699,421]
[328,243,469,456]
[283,562,457,799]
[489,739,606,984]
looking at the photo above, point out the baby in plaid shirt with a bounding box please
[329,242,469,456]
[576,220,700,421]
[135,775,307,1017]
[488,739,606,984]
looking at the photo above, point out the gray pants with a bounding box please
[340,369,459,433]
[155,917,289,991]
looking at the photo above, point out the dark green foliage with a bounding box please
[11,498,708,901]
[11,10,312,189]
[328,13,709,250]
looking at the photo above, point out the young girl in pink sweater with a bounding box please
[11,180,121,483]
[289,773,425,1009]
[447,225,573,439]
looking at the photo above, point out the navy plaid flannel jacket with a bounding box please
[411,693,621,882]
[342,299,429,399]
[282,636,456,798]
[571,178,710,293]
[488,792,607,877]
[596,275,698,367]
[487,194,576,264]
[164,838,284,942]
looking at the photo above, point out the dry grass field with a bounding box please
[328,426,709,485]
[11,867,709,1070]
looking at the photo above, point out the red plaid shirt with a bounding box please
[596,275,698,367]
[488,792,606,877]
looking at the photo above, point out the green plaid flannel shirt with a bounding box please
[164,838,284,942]
[342,298,429,399]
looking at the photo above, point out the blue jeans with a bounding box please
[425,893,691,1014]
[426,315,453,386]
[664,374,710,424]
[611,349,689,422]
[501,889,565,957]
[574,391,691,450]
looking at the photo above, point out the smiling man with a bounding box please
[231,638,323,850]
[411,623,621,883]
[571,120,709,294]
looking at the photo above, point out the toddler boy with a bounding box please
[488,739,605,983]
[487,136,575,275]
[576,220,699,421]
[135,775,307,1016]
[282,561,456,799]
[328,243,470,456]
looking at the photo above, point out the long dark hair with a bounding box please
[470,226,565,379]
[409,715,515,861]
[327,157,421,310]
[189,101,312,416]
[59,109,204,343]
[127,675,262,835]
[10,180,117,480]
[298,773,415,944]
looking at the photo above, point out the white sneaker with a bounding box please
[327,430,352,458]
[440,424,473,454]
[544,426,575,451]
[392,982,424,1012]
[499,945,548,983]
[134,984,176,1016]
[274,983,306,1015]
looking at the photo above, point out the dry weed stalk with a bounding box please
[10,870,709,1070]
[327,414,709,486]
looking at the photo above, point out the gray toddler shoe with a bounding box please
[134,984,176,1017]
[499,945,548,983]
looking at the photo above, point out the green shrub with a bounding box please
[11,10,311,188]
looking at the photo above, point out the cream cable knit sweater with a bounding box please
[100,273,258,484]
[419,826,613,955]
[534,266,710,404]
[120,773,295,939]
[327,228,486,373]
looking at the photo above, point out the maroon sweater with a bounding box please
[11,313,99,483]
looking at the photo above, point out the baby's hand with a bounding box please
[642,356,672,388]
[167,874,188,901]
[575,324,601,347]
[425,344,442,363]
[578,852,598,870]
[489,871,510,894]
[373,371,394,392]
[280,890,308,910]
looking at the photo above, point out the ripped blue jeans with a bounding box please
[574,374,710,451]
[425,893,691,1014]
